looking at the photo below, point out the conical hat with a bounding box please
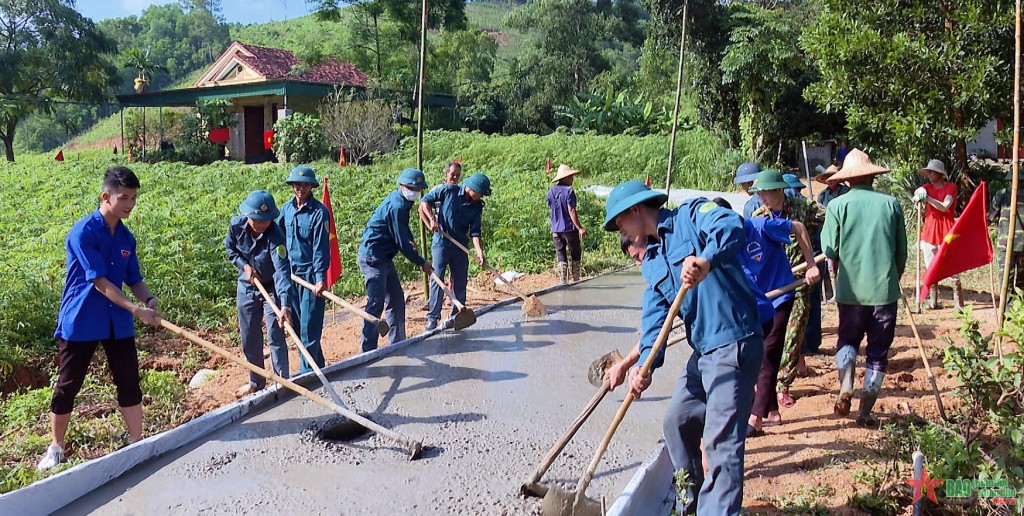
[552,164,581,183]
[830,149,889,181]
[814,164,840,183]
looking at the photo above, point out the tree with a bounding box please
[0,0,119,162]
[123,48,169,93]
[318,91,399,163]
[802,0,1013,173]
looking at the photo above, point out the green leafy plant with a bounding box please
[271,113,330,163]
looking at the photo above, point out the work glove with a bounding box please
[913,187,927,203]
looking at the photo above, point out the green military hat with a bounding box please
[240,190,280,221]
[286,165,320,186]
[749,170,790,192]
[396,167,428,190]
[464,173,492,196]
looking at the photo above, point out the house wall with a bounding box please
[969,119,999,159]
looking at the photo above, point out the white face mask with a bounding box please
[400,187,421,202]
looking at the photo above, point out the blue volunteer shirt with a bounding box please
[743,194,763,219]
[741,217,796,309]
[55,209,144,341]
[358,189,426,265]
[422,184,484,246]
[278,197,330,283]
[224,216,293,306]
[638,199,767,370]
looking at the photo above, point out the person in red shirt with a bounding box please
[913,159,959,310]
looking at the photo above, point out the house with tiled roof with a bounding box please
[117,42,454,162]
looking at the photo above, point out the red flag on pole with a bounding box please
[54,150,64,161]
[546,158,552,175]
[322,177,342,289]
[644,172,651,187]
[338,147,347,166]
[919,181,993,300]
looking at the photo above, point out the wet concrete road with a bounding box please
[58,270,688,515]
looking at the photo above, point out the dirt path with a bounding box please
[740,285,996,514]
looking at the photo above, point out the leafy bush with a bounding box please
[272,113,331,163]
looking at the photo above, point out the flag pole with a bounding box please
[915,203,922,313]
[999,0,1022,334]
[416,0,430,304]
[663,0,688,203]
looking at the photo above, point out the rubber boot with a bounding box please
[834,345,857,417]
[953,279,965,314]
[927,287,940,310]
[569,260,581,282]
[856,369,885,427]
[556,262,568,285]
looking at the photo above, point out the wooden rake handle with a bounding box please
[438,229,534,302]
[898,290,948,421]
[158,318,423,458]
[251,277,346,408]
[430,272,467,311]
[573,283,689,508]
[291,274,390,337]
[525,382,611,490]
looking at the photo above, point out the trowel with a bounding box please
[430,273,477,330]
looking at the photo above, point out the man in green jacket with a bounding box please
[821,149,907,427]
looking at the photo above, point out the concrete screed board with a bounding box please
[56,270,688,515]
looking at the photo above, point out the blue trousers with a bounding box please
[663,336,763,515]
[290,271,326,374]
[427,242,469,324]
[358,254,407,352]
[237,284,289,388]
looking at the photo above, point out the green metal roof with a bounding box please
[116,79,456,108]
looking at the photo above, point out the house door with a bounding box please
[244,106,264,162]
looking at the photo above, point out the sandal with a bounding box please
[746,424,765,438]
[777,390,796,408]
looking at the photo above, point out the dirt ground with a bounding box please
[131,271,990,514]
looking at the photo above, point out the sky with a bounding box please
[76,0,313,25]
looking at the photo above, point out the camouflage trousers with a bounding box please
[996,246,1024,295]
[778,286,810,392]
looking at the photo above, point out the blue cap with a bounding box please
[239,190,280,221]
[782,173,805,189]
[396,167,428,190]
[603,180,668,231]
[286,165,319,186]
[464,173,492,196]
[734,162,761,184]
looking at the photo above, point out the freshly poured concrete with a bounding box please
[57,270,688,515]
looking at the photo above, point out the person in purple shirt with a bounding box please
[38,166,162,471]
[547,164,588,284]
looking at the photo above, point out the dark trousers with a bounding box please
[837,302,898,372]
[51,337,142,415]
[552,231,581,262]
[803,277,823,354]
[752,299,794,418]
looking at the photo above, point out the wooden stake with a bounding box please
[999,0,1022,325]
[916,203,923,313]
[416,0,430,304]
[899,291,948,421]
[663,0,688,202]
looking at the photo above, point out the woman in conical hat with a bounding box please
[547,164,587,284]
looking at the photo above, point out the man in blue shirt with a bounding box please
[358,168,434,352]
[603,180,765,515]
[279,165,331,373]
[418,173,490,331]
[226,191,294,397]
[39,166,161,471]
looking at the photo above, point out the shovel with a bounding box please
[158,318,424,459]
[251,277,346,408]
[542,283,689,516]
[429,272,477,330]
[438,229,547,317]
[291,274,390,337]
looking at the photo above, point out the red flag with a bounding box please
[322,177,342,289]
[920,181,993,300]
[54,150,64,161]
[263,130,274,150]
[209,127,229,144]
[644,172,651,187]
[338,147,347,167]
[454,157,462,164]
[546,158,552,175]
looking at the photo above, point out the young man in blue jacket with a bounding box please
[604,181,765,515]
[40,166,161,471]
[279,165,331,373]
[358,168,434,352]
